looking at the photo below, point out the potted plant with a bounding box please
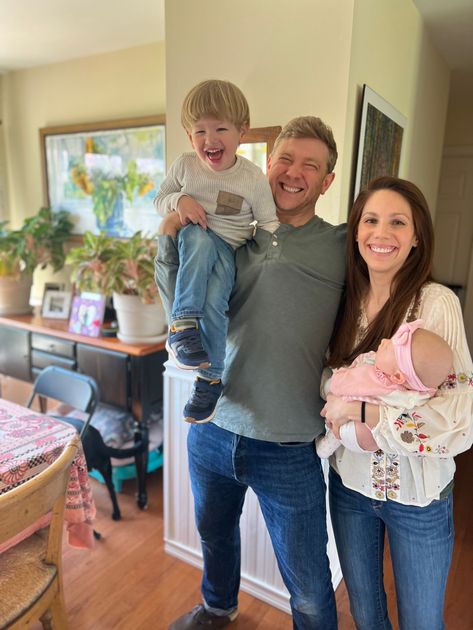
[0,207,73,315]
[66,230,166,343]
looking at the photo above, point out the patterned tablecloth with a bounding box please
[0,398,96,551]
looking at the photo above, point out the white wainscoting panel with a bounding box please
[163,362,341,614]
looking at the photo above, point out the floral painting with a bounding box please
[40,117,166,237]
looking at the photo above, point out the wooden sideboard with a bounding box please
[0,311,167,508]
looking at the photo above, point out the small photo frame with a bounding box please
[68,292,106,338]
[41,290,73,319]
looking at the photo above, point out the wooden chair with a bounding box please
[0,434,79,629]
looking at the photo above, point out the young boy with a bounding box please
[317,319,453,457]
[154,79,279,423]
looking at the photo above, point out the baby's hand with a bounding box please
[177,196,208,228]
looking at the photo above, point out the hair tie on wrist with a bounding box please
[361,401,366,423]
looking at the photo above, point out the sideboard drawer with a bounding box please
[31,349,76,371]
[31,333,76,359]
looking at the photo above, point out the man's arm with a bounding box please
[155,213,182,322]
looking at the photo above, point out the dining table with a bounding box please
[0,397,96,553]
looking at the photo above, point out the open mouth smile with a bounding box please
[280,183,303,193]
[205,149,224,162]
[369,245,396,254]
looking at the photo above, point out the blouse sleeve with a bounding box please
[372,285,473,458]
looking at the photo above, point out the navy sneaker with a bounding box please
[184,378,223,423]
[166,324,210,370]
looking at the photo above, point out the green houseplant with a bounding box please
[66,230,166,343]
[0,207,73,315]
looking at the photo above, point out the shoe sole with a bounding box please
[166,340,211,370]
[184,393,223,424]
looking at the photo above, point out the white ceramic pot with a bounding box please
[113,292,167,344]
[0,274,33,315]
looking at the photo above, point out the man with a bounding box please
[156,116,346,629]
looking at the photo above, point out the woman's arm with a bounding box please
[321,395,378,439]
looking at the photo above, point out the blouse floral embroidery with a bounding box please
[330,283,473,506]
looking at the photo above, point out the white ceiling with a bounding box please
[0,0,165,73]
[413,0,473,70]
[0,0,471,74]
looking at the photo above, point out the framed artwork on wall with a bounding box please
[353,85,406,200]
[39,116,166,239]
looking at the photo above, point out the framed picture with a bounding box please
[41,290,73,319]
[353,85,406,199]
[68,292,106,338]
[39,116,166,239]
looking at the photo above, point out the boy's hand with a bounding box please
[177,195,208,228]
[158,212,182,238]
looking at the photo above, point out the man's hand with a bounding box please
[177,195,208,228]
[158,212,183,238]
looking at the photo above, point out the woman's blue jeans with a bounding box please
[187,422,338,629]
[329,468,454,630]
[172,224,235,380]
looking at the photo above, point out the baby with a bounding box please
[317,319,453,458]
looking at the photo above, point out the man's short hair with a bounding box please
[181,80,250,132]
[273,116,338,173]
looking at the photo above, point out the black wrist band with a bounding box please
[361,401,366,423]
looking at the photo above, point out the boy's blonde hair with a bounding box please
[181,80,250,132]
[273,116,338,174]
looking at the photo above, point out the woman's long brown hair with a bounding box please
[329,176,434,368]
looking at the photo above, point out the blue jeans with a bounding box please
[329,468,454,630]
[187,422,337,630]
[172,224,235,380]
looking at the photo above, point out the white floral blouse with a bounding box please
[330,282,473,506]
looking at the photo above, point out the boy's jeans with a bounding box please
[172,224,235,380]
[187,422,338,629]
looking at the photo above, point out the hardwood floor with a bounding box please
[53,448,472,630]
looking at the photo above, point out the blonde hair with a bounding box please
[273,116,338,173]
[181,80,250,132]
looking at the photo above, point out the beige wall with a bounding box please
[2,41,165,228]
[444,68,473,147]
[165,0,355,225]
[1,41,165,300]
[339,0,450,219]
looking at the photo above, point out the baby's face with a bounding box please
[375,338,399,376]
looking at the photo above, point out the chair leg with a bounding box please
[44,588,69,630]
[96,460,122,521]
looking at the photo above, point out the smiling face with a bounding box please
[188,117,247,173]
[356,189,418,283]
[267,137,335,225]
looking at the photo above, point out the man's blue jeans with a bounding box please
[172,224,235,380]
[187,422,337,629]
[329,468,454,630]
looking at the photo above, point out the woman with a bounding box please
[322,176,473,630]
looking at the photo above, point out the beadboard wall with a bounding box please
[163,362,342,614]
